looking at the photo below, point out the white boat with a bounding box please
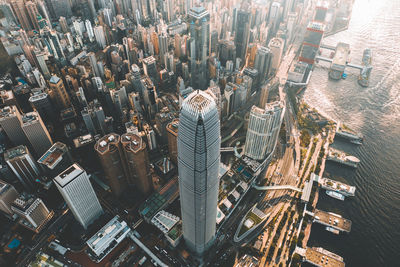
[325,226,340,234]
[326,190,345,201]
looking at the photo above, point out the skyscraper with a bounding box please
[0,106,28,146]
[11,195,53,232]
[244,101,285,160]
[235,9,251,63]
[4,145,40,189]
[37,142,73,177]
[21,112,53,157]
[48,75,71,109]
[166,118,179,164]
[120,133,152,195]
[29,91,55,123]
[188,6,210,89]
[178,90,220,255]
[0,180,19,216]
[25,1,40,31]
[94,134,128,197]
[10,0,32,31]
[54,164,103,229]
[268,37,284,74]
[254,46,273,85]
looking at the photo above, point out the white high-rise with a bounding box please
[178,90,220,255]
[244,101,285,160]
[54,164,103,229]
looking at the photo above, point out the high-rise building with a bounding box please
[29,91,55,123]
[37,142,73,177]
[21,112,53,157]
[48,75,71,109]
[188,6,210,89]
[81,100,107,136]
[120,133,152,195]
[94,25,106,48]
[0,180,19,215]
[54,164,103,229]
[4,145,40,189]
[10,0,32,31]
[166,118,179,164]
[142,56,158,83]
[268,37,284,74]
[254,46,273,85]
[94,134,128,197]
[11,194,53,232]
[235,9,251,63]
[0,106,28,146]
[88,52,101,77]
[244,102,285,160]
[178,90,220,255]
[25,1,40,31]
[299,21,325,65]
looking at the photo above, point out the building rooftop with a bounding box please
[11,194,35,212]
[73,134,95,148]
[95,133,120,154]
[49,76,60,84]
[21,112,39,125]
[166,119,179,136]
[86,215,130,257]
[121,133,145,153]
[37,142,68,170]
[54,163,84,188]
[151,210,180,234]
[0,105,18,119]
[4,145,29,161]
[0,180,12,196]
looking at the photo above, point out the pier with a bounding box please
[335,121,363,144]
[312,173,356,197]
[326,147,360,168]
[304,247,345,267]
[316,42,372,86]
[306,209,352,233]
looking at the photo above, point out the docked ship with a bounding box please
[326,190,345,200]
[327,147,360,168]
[335,122,363,144]
[358,48,373,87]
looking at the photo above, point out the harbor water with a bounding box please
[303,0,400,266]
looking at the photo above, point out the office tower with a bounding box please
[188,6,210,90]
[25,1,40,31]
[0,180,19,215]
[59,16,68,33]
[54,164,103,229]
[51,0,72,19]
[178,90,220,255]
[141,77,157,118]
[94,134,128,197]
[81,100,107,136]
[218,40,236,68]
[11,195,52,232]
[254,46,273,84]
[4,145,40,189]
[205,85,222,117]
[0,106,28,146]
[142,56,158,83]
[33,51,50,79]
[48,75,71,109]
[121,133,152,195]
[299,21,325,64]
[0,2,17,26]
[85,20,94,42]
[314,2,328,22]
[259,83,269,109]
[235,9,251,63]
[94,25,106,48]
[21,112,53,157]
[244,102,285,160]
[166,118,179,164]
[42,28,65,60]
[10,0,32,31]
[37,142,73,177]
[268,37,284,74]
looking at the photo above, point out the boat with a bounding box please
[325,226,340,235]
[350,139,363,145]
[326,190,345,201]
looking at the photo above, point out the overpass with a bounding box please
[252,184,302,193]
[128,231,168,267]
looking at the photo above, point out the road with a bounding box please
[17,209,73,267]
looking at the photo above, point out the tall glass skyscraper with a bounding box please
[178,90,220,255]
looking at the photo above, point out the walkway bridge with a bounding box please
[220,147,235,152]
[253,184,302,193]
